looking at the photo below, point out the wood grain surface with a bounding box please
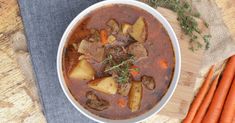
[156,7,205,119]
[0,0,234,122]
[0,0,46,123]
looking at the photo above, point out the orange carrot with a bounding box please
[202,55,235,123]
[117,98,127,108]
[130,66,139,77]
[159,59,168,69]
[220,75,235,123]
[100,29,108,45]
[192,73,220,123]
[183,65,215,123]
[233,116,235,123]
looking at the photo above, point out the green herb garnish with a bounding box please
[102,55,134,83]
[146,0,211,51]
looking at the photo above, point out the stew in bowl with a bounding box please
[57,0,181,122]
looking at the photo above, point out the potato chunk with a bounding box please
[88,77,118,95]
[122,23,131,34]
[69,59,95,80]
[129,17,147,42]
[128,81,142,112]
[108,35,116,44]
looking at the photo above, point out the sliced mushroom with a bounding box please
[86,91,110,111]
[141,75,155,90]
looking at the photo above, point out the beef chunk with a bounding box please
[107,19,120,34]
[118,83,132,96]
[128,42,147,61]
[78,40,105,62]
[86,91,109,111]
[141,75,155,90]
[106,46,129,62]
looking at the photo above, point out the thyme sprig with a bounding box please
[147,0,211,51]
[102,55,134,83]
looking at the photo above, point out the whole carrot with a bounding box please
[192,74,220,123]
[202,55,235,123]
[183,65,215,123]
[220,75,235,123]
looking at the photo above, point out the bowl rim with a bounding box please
[57,0,181,123]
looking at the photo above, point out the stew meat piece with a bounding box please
[105,46,129,62]
[127,42,148,61]
[78,39,105,62]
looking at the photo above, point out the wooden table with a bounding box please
[0,0,234,122]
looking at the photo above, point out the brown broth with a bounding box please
[62,4,175,119]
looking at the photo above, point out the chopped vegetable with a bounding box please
[129,65,140,77]
[202,56,235,123]
[122,23,132,34]
[118,83,132,96]
[192,73,220,123]
[117,98,127,108]
[183,65,215,123]
[107,19,119,33]
[69,59,95,80]
[128,81,142,112]
[159,59,168,69]
[100,29,108,45]
[129,17,147,42]
[88,77,118,95]
[72,43,78,50]
[78,55,86,60]
[108,35,116,44]
[220,73,235,123]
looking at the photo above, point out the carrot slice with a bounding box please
[130,66,139,77]
[159,59,168,69]
[220,74,235,123]
[100,29,108,45]
[192,73,220,123]
[183,65,215,123]
[117,98,127,108]
[202,55,235,123]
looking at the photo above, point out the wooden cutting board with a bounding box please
[0,0,208,122]
[156,7,206,119]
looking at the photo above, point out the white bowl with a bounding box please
[57,0,181,123]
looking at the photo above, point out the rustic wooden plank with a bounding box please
[0,0,46,123]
